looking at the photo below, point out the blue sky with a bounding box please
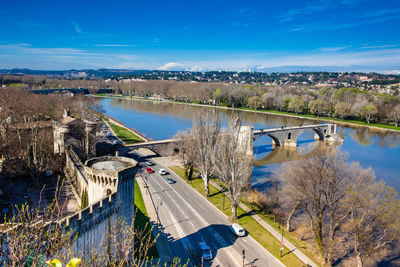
[1,0,400,72]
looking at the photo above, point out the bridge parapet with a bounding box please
[253,123,339,148]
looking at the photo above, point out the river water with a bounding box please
[99,98,400,193]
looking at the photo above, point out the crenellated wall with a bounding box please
[63,153,138,252]
[84,156,137,205]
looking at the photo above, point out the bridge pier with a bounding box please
[239,126,254,157]
[284,139,297,147]
[314,133,323,141]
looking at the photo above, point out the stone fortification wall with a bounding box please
[65,149,89,203]
[62,154,137,251]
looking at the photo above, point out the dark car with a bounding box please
[167,178,176,184]
[146,167,154,173]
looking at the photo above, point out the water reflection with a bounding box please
[343,126,400,149]
[253,141,335,166]
[99,98,400,192]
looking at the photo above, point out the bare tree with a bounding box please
[334,101,353,119]
[184,114,220,197]
[308,98,330,117]
[388,104,400,127]
[360,104,378,124]
[277,146,354,264]
[212,118,252,220]
[247,96,263,109]
[288,96,306,114]
[345,164,400,267]
[0,90,67,184]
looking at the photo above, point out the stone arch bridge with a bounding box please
[252,123,338,147]
[123,123,339,156]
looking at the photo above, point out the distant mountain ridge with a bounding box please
[1,66,400,78]
[0,68,151,78]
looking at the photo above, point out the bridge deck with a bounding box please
[253,123,332,136]
[124,138,178,148]
[123,123,334,149]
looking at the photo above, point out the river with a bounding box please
[98,97,400,193]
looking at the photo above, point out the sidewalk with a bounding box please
[210,181,318,267]
[136,173,172,263]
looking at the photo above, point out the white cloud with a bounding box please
[158,62,185,71]
[360,44,398,49]
[94,44,139,47]
[2,42,400,73]
[71,20,82,34]
[190,65,203,72]
[0,43,98,56]
[278,1,334,22]
[320,46,349,52]
[382,70,400,74]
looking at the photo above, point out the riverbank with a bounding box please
[93,94,400,133]
[100,114,149,143]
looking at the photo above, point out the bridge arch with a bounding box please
[312,128,325,141]
[266,134,281,146]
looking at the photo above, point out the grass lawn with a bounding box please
[108,122,143,144]
[169,166,309,267]
[134,179,158,258]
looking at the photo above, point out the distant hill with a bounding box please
[0,68,151,78]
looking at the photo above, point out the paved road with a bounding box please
[136,156,284,267]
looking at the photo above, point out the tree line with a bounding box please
[2,75,400,127]
[113,80,400,127]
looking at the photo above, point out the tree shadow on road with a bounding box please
[165,223,241,266]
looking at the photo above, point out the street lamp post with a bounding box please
[279,224,284,257]
[156,199,163,224]
[242,249,245,267]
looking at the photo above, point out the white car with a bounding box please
[199,242,212,260]
[230,223,245,237]
[145,161,154,166]
[157,168,167,175]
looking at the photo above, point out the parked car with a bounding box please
[230,223,245,237]
[127,151,138,158]
[145,161,154,166]
[199,242,212,260]
[146,167,154,173]
[158,168,167,175]
[166,178,176,184]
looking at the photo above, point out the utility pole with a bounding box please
[242,249,245,267]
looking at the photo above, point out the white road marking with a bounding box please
[146,163,284,267]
